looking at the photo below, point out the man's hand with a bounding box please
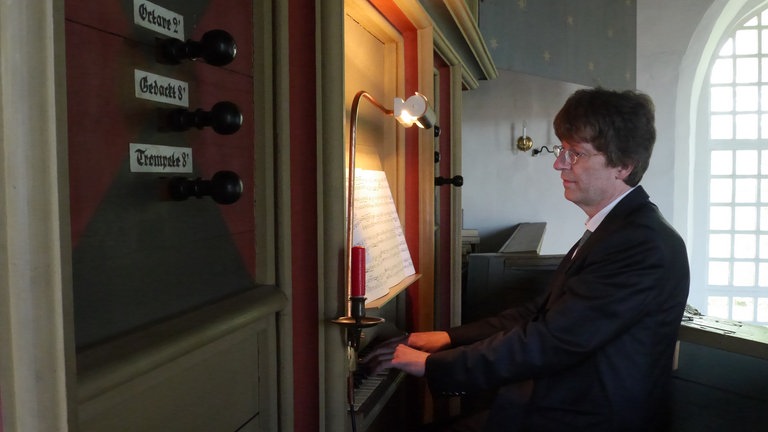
[359,336,401,376]
[391,344,429,377]
[360,331,449,376]
[407,331,451,353]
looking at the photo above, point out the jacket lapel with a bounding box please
[544,186,651,308]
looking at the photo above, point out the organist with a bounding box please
[363,88,690,432]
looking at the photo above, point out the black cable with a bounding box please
[348,371,358,432]
[532,145,556,156]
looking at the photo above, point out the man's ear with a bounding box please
[616,164,634,180]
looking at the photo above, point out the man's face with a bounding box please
[553,140,632,218]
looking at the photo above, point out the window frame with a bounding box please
[696,8,768,325]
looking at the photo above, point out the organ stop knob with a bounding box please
[169,170,242,205]
[435,175,464,187]
[158,29,237,66]
[166,101,243,135]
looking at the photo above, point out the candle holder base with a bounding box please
[332,296,384,350]
[332,316,385,351]
[331,316,386,328]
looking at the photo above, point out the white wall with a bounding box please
[636,0,717,242]
[461,71,585,254]
[461,0,719,257]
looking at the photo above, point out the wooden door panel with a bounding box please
[66,0,255,348]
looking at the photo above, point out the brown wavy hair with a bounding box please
[553,88,656,187]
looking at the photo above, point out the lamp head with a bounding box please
[394,93,436,129]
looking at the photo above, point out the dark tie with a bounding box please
[578,230,591,248]
[572,230,591,258]
[544,229,593,310]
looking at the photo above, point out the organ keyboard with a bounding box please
[350,323,407,430]
[352,366,405,413]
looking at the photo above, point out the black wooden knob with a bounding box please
[169,170,243,205]
[167,101,242,135]
[159,29,237,66]
[435,175,463,187]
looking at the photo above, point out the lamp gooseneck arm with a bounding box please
[346,91,394,316]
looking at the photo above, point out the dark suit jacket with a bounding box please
[425,186,690,432]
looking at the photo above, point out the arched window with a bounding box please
[698,7,768,324]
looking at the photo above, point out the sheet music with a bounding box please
[352,169,416,302]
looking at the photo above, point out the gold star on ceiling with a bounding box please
[566,16,574,26]
[543,51,551,62]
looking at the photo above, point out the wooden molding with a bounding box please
[433,23,480,90]
[444,0,498,81]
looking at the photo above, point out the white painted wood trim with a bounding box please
[0,0,75,431]
[433,24,480,90]
[444,0,498,80]
[76,288,285,431]
[449,64,464,328]
[321,1,347,431]
[267,0,296,430]
[76,287,286,402]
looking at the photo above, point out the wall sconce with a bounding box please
[333,90,435,349]
[515,122,559,157]
[516,121,534,152]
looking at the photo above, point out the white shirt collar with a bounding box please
[584,186,637,233]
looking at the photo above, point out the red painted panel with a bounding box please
[65,0,256,348]
[65,0,253,77]
[66,23,133,246]
[369,0,417,33]
[288,0,320,430]
[367,0,425,330]
[403,31,423,330]
[65,0,132,38]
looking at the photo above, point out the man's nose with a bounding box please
[553,154,568,170]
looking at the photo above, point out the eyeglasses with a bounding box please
[553,145,594,165]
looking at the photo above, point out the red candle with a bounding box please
[351,246,366,297]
